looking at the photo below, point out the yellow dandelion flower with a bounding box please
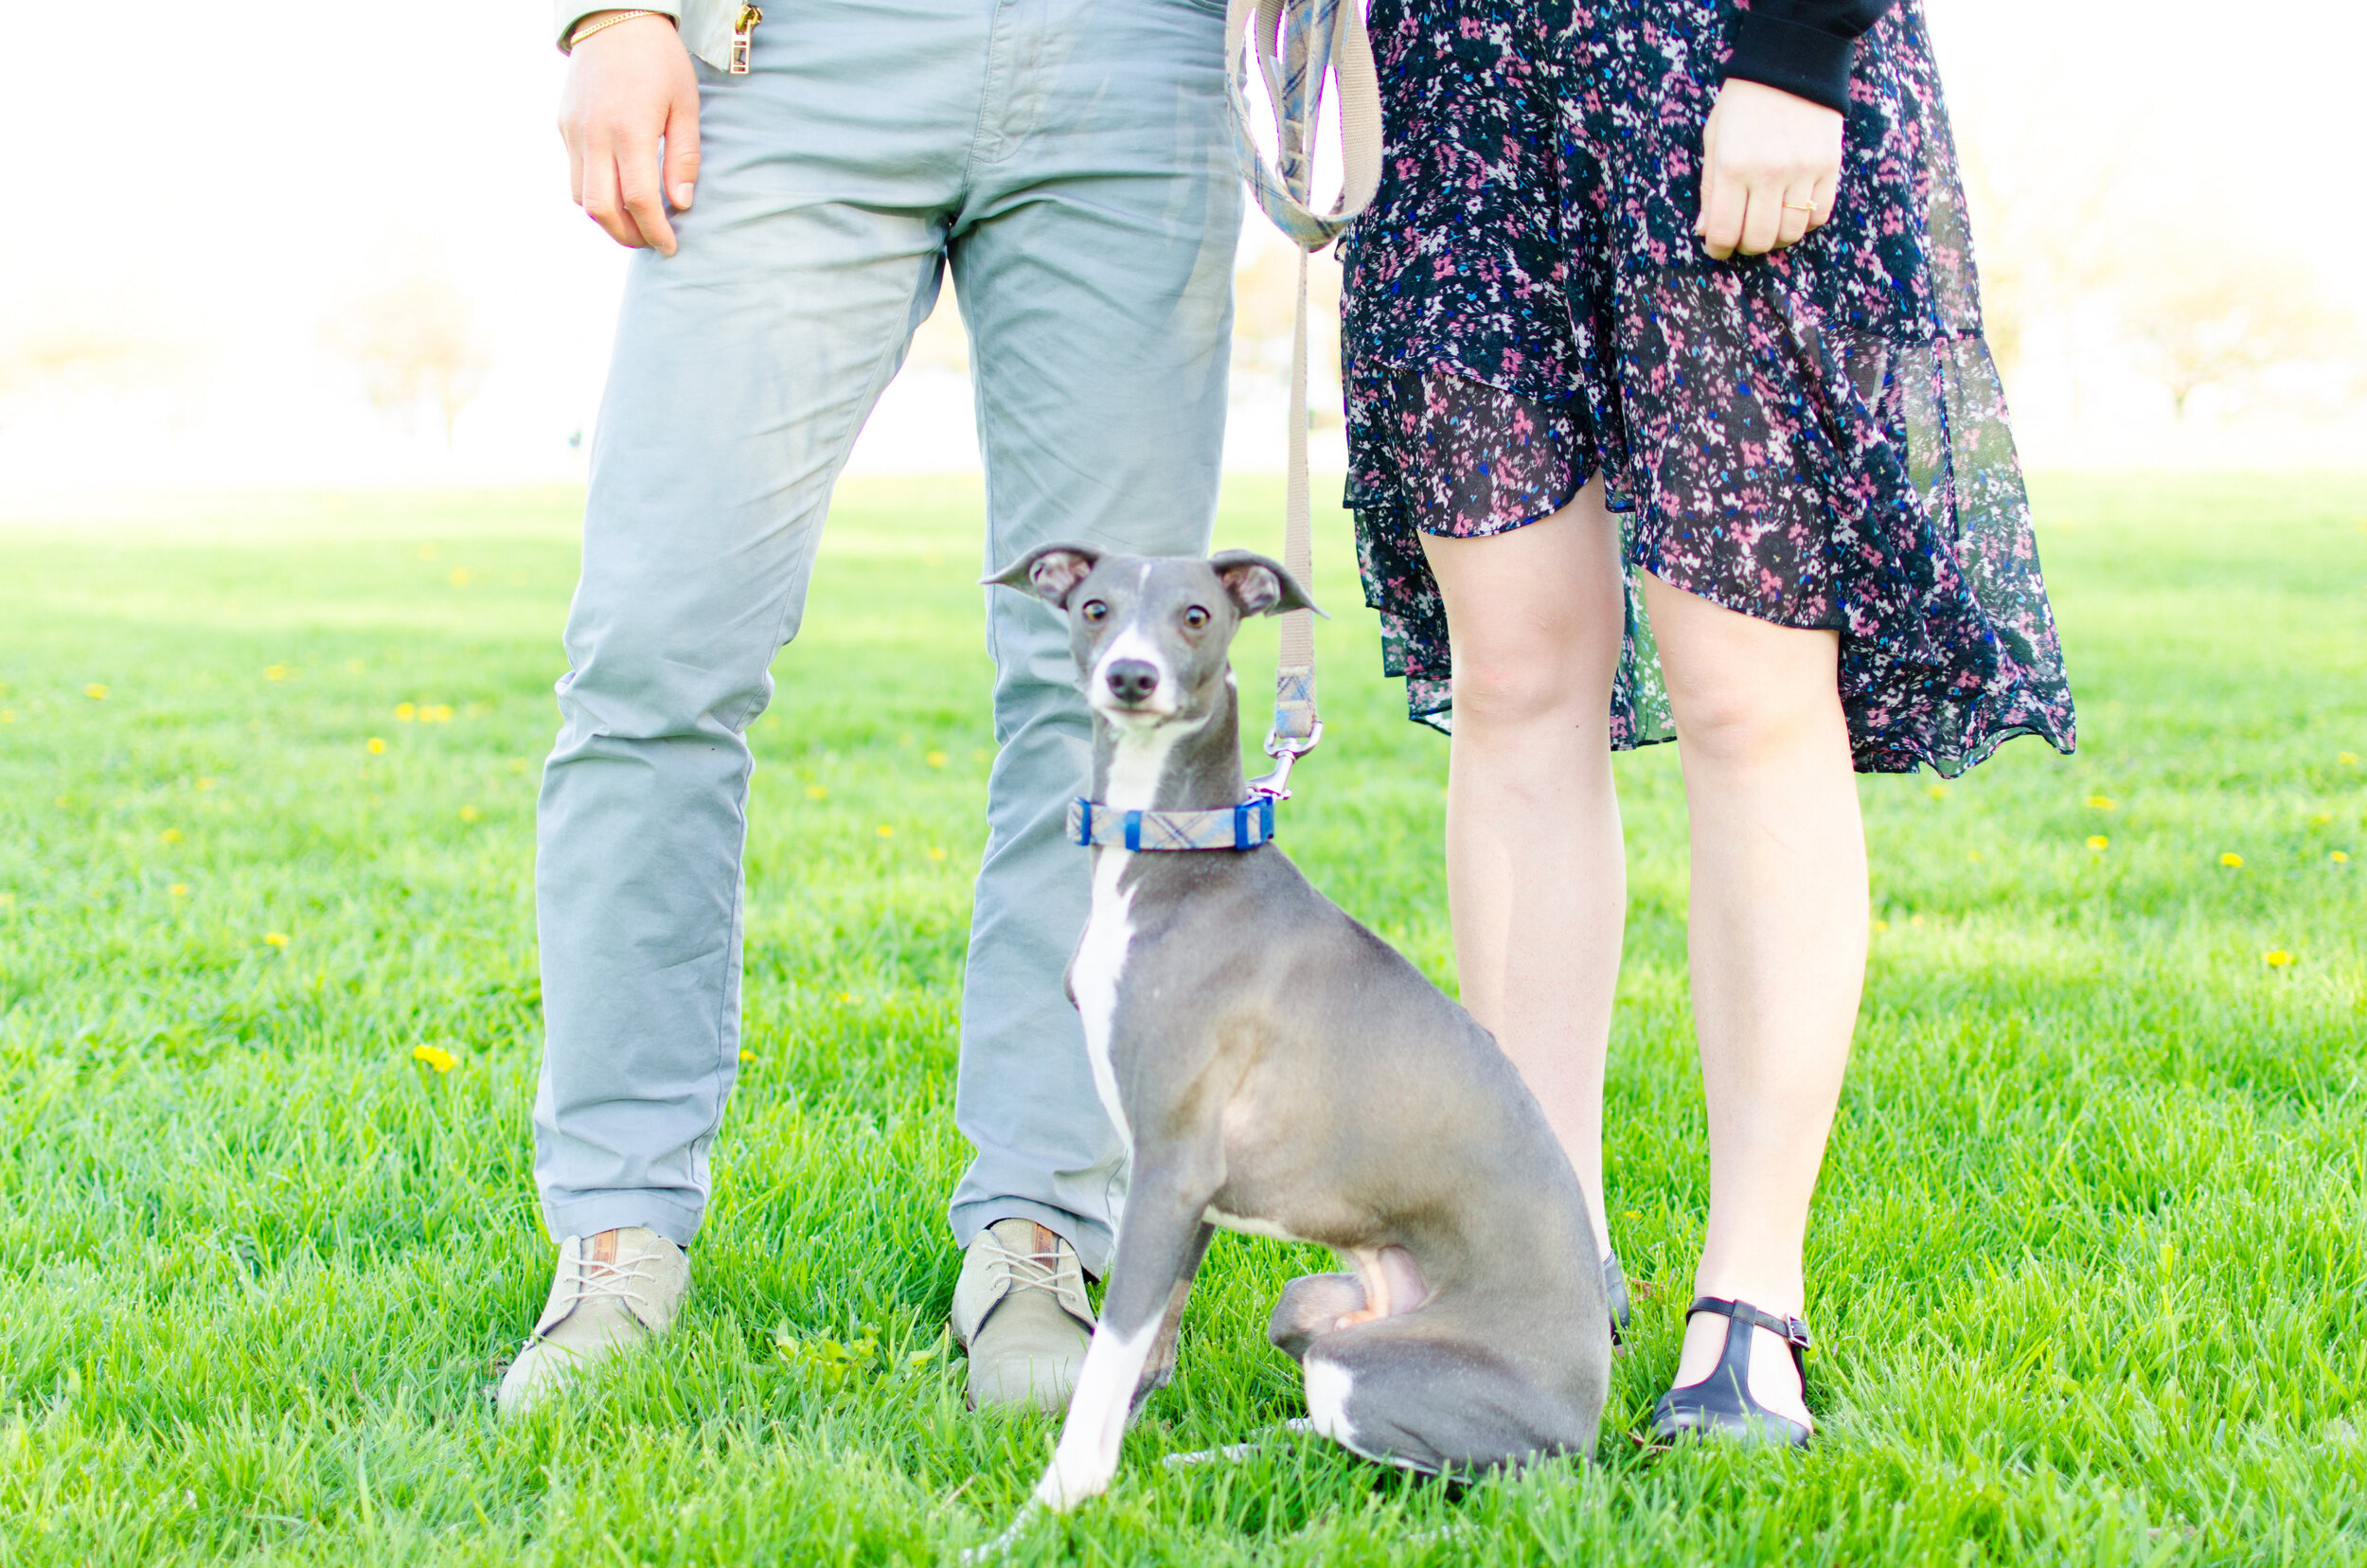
[395,703,417,722]
[2088,835,2109,850]
[1872,918,1889,933]
[2220,852,2244,867]
[264,664,290,681]
[2310,812,2333,827]
[507,757,528,773]
[168,883,188,897]
[2087,794,2117,811]
[1926,783,1947,799]
[160,829,183,845]
[448,567,472,587]
[877,824,895,838]
[412,1043,457,1073]
[196,777,215,791]
[2263,950,2293,968]
[365,737,386,755]
[83,684,109,701]
[806,784,828,800]
[2334,850,2352,864]
[2341,753,2359,765]
[1909,914,1926,927]
[423,704,454,723]
[929,846,948,862]
[739,1050,756,1063]
[0,710,15,723]
[926,750,948,768]
[837,991,854,1004]
[458,805,482,823]
[262,932,290,948]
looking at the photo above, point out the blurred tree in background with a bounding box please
[321,252,491,447]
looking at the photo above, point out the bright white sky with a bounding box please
[0,0,2358,490]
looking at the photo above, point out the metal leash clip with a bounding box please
[1248,720,1323,802]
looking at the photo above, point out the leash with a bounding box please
[1229,0,1380,806]
[1065,0,1379,857]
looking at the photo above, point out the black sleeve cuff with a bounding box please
[1723,12,1858,115]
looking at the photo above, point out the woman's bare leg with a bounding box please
[1642,571,1865,1430]
[1419,478,1628,1254]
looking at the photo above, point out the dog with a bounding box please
[985,543,1611,1509]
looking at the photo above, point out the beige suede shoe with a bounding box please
[950,1218,1096,1413]
[495,1226,689,1416]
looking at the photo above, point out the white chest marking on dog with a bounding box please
[1303,1359,1359,1450]
[1073,846,1135,1152]
[1072,714,1203,1152]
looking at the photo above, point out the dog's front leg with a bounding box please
[1033,1180,1217,1511]
[1134,1221,1214,1406]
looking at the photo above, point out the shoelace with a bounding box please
[544,1246,663,1331]
[973,1229,1077,1307]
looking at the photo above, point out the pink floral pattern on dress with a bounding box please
[1342,0,2075,775]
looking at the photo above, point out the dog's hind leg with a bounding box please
[1034,1172,1219,1511]
[1302,1321,1604,1477]
[1268,1274,1364,1363]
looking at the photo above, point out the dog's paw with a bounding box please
[1030,1454,1112,1513]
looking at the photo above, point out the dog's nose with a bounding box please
[1105,659,1160,704]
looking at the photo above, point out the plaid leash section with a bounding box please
[1225,0,1379,757]
[1225,0,1380,249]
[1067,797,1279,852]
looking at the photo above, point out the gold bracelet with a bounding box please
[567,9,672,49]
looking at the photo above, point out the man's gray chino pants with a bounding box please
[533,0,1241,1274]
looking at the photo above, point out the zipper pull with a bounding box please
[729,5,762,73]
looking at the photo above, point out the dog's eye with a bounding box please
[1182,605,1210,630]
[1079,600,1109,623]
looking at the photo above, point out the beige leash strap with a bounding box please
[1228,0,1380,790]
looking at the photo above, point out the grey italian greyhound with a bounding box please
[985,543,1611,1510]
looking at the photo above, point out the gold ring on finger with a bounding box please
[1783,202,1815,213]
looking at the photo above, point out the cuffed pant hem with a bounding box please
[951,1196,1115,1279]
[542,1191,706,1250]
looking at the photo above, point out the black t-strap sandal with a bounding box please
[1648,1294,1812,1449]
[1604,1253,1633,1346]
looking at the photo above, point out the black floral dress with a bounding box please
[1341,0,2075,775]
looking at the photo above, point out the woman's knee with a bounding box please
[1450,641,1608,730]
[1665,667,1844,767]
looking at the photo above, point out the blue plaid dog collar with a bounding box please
[1066,796,1277,851]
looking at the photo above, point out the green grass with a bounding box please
[0,472,2362,1565]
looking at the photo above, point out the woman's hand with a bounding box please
[559,12,701,256]
[1695,79,1843,260]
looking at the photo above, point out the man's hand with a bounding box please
[1695,79,1843,261]
[559,12,701,257]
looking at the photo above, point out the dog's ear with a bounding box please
[983,543,1103,609]
[1210,550,1324,619]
